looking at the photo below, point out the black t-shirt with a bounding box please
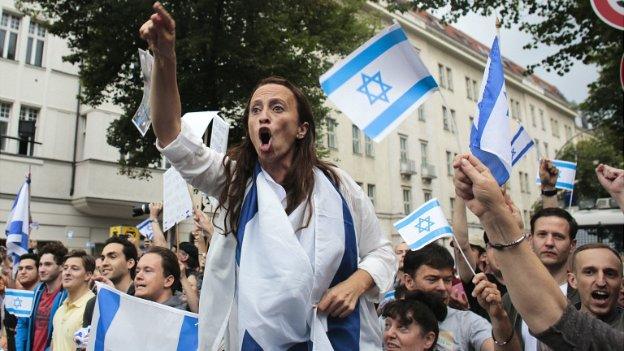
[463,268,507,322]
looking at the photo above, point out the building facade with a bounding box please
[1,1,580,250]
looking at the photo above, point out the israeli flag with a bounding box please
[382,290,395,304]
[136,219,154,240]
[535,160,577,191]
[470,35,512,185]
[320,23,438,142]
[511,125,534,166]
[88,284,198,351]
[394,199,454,251]
[3,289,34,318]
[4,177,30,271]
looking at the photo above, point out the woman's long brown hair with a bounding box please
[216,76,339,235]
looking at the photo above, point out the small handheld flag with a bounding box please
[320,23,438,142]
[4,289,35,318]
[394,198,454,251]
[470,35,512,185]
[136,218,154,240]
[535,160,577,191]
[4,176,31,272]
[511,125,534,166]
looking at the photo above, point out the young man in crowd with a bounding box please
[11,254,40,350]
[51,250,95,351]
[568,243,623,331]
[502,207,580,350]
[134,246,188,310]
[99,236,138,295]
[19,241,68,351]
[403,243,519,351]
[393,242,409,286]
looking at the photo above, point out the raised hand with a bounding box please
[539,158,559,190]
[452,154,505,218]
[139,2,176,60]
[596,164,624,211]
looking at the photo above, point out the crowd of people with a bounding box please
[0,2,622,350]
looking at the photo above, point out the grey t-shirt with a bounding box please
[437,306,492,351]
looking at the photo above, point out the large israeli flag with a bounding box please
[4,177,30,270]
[535,160,577,191]
[3,289,34,318]
[394,199,454,251]
[470,35,512,185]
[87,284,198,351]
[320,23,438,142]
[511,125,534,166]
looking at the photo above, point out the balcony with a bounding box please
[421,163,437,180]
[400,159,417,177]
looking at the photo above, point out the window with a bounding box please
[515,100,521,122]
[446,151,453,176]
[0,13,20,60]
[420,140,428,166]
[535,138,541,158]
[539,109,546,131]
[519,171,525,193]
[364,135,374,157]
[326,118,337,149]
[399,134,408,161]
[524,173,530,194]
[510,99,522,122]
[551,119,560,137]
[352,124,361,154]
[438,64,446,88]
[544,141,549,158]
[565,124,573,140]
[472,80,478,101]
[450,197,455,219]
[18,106,38,156]
[367,184,376,206]
[418,105,426,121]
[530,105,536,127]
[446,67,453,91]
[423,190,432,202]
[450,109,456,133]
[0,102,10,151]
[25,21,46,67]
[465,76,472,100]
[442,106,450,131]
[402,188,412,214]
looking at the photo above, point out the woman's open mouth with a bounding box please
[259,128,272,153]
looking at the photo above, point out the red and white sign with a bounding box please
[591,0,624,30]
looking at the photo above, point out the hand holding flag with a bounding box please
[535,159,576,191]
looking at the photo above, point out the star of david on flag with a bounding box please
[4,289,34,318]
[394,198,454,251]
[320,23,438,142]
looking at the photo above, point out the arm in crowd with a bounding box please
[179,264,199,313]
[453,154,624,349]
[140,2,180,147]
[596,163,624,212]
[451,196,476,284]
[539,159,559,209]
[193,208,212,257]
[149,203,168,248]
[472,273,521,351]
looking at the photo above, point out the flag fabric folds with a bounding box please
[4,289,34,318]
[394,199,454,251]
[136,218,154,240]
[535,160,577,191]
[4,176,30,269]
[320,23,438,142]
[510,125,535,166]
[470,35,512,185]
[87,284,198,351]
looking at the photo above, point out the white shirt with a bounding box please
[521,282,569,350]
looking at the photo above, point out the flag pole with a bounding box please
[453,236,477,276]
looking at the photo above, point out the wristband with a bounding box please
[488,233,526,250]
[541,188,557,197]
[492,327,515,346]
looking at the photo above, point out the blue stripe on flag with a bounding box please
[236,164,262,265]
[395,199,440,230]
[5,307,31,314]
[94,288,121,351]
[510,126,523,144]
[9,184,25,211]
[6,290,33,298]
[6,221,26,236]
[555,181,574,191]
[553,161,576,170]
[363,76,437,139]
[471,142,510,185]
[512,140,534,166]
[176,315,199,351]
[326,186,360,350]
[242,330,263,351]
[321,27,408,95]
[408,226,454,250]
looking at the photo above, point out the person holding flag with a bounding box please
[140,2,395,350]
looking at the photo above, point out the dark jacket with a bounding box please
[502,284,579,349]
[20,283,68,351]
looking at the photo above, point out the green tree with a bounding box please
[17,0,377,178]
[386,0,623,137]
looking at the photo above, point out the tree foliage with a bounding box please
[387,0,623,136]
[17,0,377,178]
